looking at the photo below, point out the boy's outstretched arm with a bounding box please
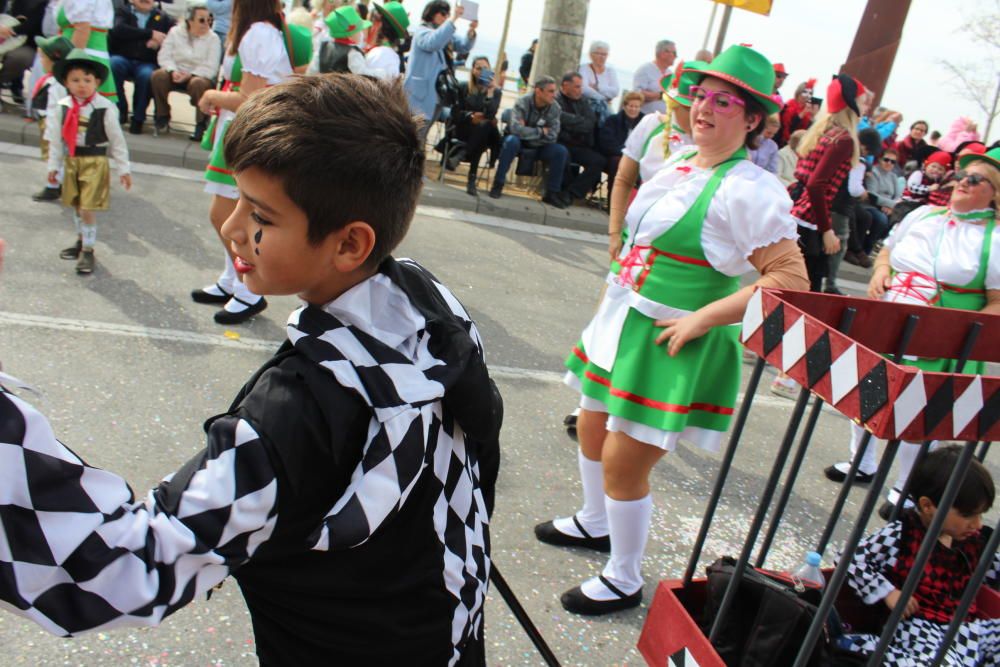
[843,521,902,605]
[0,387,278,636]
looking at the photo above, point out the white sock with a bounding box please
[80,223,97,249]
[580,494,651,601]
[217,252,238,292]
[553,451,608,538]
[888,440,936,507]
[845,422,878,475]
[73,211,82,235]
[224,279,262,312]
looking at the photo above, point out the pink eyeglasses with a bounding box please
[689,85,746,115]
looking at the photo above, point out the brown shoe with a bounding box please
[60,239,82,260]
[76,249,95,274]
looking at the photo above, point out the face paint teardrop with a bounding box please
[254,228,262,256]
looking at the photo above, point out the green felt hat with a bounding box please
[52,48,109,85]
[660,60,707,107]
[958,146,1000,172]
[35,35,74,62]
[326,5,372,39]
[373,2,410,41]
[687,44,781,114]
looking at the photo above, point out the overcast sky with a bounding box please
[459,0,995,140]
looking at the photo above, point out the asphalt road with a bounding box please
[0,146,996,666]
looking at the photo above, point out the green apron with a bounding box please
[566,149,747,437]
[58,5,117,102]
[898,208,995,374]
[203,22,313,187]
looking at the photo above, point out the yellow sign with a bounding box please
[711,0,773,17]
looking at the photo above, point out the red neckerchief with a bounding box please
[31,73,52,100]
[62,93,96,157]
[333,38,355,45]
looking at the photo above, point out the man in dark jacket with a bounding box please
[109,0,173,133]
[0,0,47,104]
[556,71,606,202]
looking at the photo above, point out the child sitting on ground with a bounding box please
[841,446,999,665]
[892,150,954,225]
[29,35,74,203]
[45,49,131,275]
[0,74,502,665]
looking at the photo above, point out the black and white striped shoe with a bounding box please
[534,516,610,552]
[560,576,642,615]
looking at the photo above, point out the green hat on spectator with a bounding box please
[326,5,372,39]
[52,48,109,85]
[660,60,707,107]
[373,2,410,41]
[35,35,74,62]
[685,44,781,114]
[958,146,1000,172]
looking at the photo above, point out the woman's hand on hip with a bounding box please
[822,229,841,255]
[655,312,710,357]
[868,264,892,299]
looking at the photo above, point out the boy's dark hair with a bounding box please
[65,61,106,83]
[858,128,882,156]
[421,0,450,23]
[908,445,995,515]
[224,74,424,267]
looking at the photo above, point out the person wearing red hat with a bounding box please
[789,73,869,292]
[778,77,816,145]
[891,150,954,225]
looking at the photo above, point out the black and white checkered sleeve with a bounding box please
[844,520,902,605]
[0,389,278,636]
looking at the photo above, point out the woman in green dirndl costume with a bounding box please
[192,0,311,325]
[536,45,810,616]
[825,147,1000,517]
[58,0,117,102]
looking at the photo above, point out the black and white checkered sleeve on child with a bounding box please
[845,520,902,604]
[0,388,279,636]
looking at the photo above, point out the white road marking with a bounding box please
[0,310,822,411]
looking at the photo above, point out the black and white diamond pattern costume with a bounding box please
[839,516,1000,666]
[0,257,502,665]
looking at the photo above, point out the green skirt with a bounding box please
[566,307,740,438]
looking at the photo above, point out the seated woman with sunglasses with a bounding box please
[151,3,221,141]
[537,45,808,616]
[862,147,904,250]
[825,149,1000,517]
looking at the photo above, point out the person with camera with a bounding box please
[404,0,463,143]
[449,55,500,196]
[489,75,569,209]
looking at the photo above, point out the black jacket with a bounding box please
[598,109,644,157]
[5,0,46,40]
[452,82,501,127]
[556,91,597,148]
[109,5,174,63]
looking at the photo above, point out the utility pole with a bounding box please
[495,0,514,78]
[985,73,1000,144]
[712,4,732,56]
[529,0,589,86]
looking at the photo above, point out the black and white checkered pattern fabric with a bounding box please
[286,258,491,665]
[841,616,1000,666]
[0,387,278,636]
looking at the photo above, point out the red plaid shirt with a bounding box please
[790,128,854,233]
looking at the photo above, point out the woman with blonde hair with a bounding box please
[789,74,867,292]
[824,147,1000,518]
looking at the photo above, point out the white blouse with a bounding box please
[63,0,114,29]
[622,112,693,183]
[218,22,291,123]
[883,205,1000,305]
[366,45,401,80]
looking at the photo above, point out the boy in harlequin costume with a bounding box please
[0,75,502,666]
[46,49,131,275]
[891,150,955,225]
[309,4,372,74]
[824,147,1000,518]
[57,0,117,103]
[30,35,74,203]
[840,446,999,665]
[536,45,809,615]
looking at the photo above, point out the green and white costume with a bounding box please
[203,21,311,199]
[622,112,693,183]
[58,0,116,102]
[565,149,798,452]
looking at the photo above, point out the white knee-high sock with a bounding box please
[846,422,878,475]
[888,440,937,506]
[553,451,608,537]
[218,251,237,290]
[80,222,97,249]
[581,494,651,600]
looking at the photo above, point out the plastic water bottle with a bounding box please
[794,551,825,590]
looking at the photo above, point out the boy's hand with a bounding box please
[655,311,710,357]
[198,91,217,114]
[884,589,919,618]
[928,183,940,192]
[868,265,892,299]
[120,174,132,190]
[47,170,59,185]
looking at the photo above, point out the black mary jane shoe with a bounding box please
[534,516,610,552]
[560,577,642,616]
[213,296,267,325]
[823,464,874,484]
[191,282,233,305]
